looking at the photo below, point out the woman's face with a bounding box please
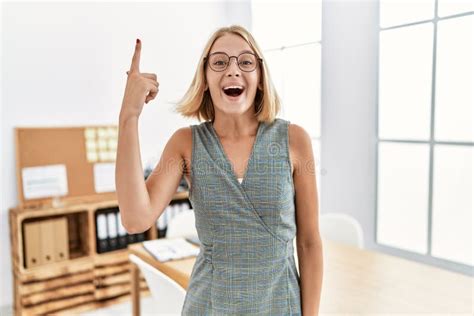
[205,33,262,117]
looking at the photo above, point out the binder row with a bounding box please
[23,217,69,268]
[156,201,192,238]
[95,207,146,253]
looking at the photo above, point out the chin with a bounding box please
[216,102,252,115]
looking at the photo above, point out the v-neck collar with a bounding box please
[208,120,263,187]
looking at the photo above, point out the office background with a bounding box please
[1,0,472,312]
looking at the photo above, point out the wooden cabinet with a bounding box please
[9,191,190,315]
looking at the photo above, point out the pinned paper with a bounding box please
[84,126,118,162]
[93,162,115,193]
[86,139,97,151]
[107,139,117,150]
[98,128,107,138]
[22,164,68,199]
[107,127,118,138]
[98,151,109,161]
[106,151,116,161]
[84,128,96,139]
[87,152,98,162]
[97,139,107,150]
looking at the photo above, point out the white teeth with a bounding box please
[223,86,243,90]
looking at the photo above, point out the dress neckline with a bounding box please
[208,121,263,187]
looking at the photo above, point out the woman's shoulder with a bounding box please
[167,127,192,171]
[287,122,309,138]
[173,126,193,147]
[172,120,212,151]
[270,118,308,141]
[288,122,313,170]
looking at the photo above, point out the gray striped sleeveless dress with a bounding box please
[181,118,301,315]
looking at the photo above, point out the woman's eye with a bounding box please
[242,61,253,65]
[214,61,226,65]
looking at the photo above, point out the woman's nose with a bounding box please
[226,57,241,75]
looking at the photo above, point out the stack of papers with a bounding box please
[143,238,200,262]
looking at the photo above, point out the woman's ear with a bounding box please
[258,82,263,91]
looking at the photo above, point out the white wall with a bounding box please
[0,0,251,308]
[321,0,379,249]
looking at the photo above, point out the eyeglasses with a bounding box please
[204,52,262,72]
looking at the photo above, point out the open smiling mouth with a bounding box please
[223,86,245,97]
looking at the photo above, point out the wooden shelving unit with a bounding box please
[9,191,190,315]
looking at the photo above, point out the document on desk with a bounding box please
[143,238,200,262]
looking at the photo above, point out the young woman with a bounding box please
[116,25,323,315]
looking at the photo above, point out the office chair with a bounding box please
[319,212,364,248]
[129,254,186,315]
[166,210,197,238]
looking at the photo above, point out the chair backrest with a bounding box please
[129,254,186,314]
[166,210,197,238]
[320,212,364,248]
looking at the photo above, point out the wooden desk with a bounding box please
[129,239,473,315]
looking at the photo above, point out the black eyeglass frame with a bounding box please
[204,52,263,72]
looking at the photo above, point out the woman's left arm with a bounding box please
[289,123,324,316]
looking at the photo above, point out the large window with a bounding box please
[377,0,473,267]
[251,1,322,189]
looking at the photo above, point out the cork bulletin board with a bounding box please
[15,126,119,208]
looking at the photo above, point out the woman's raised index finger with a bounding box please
[130,38,141,72]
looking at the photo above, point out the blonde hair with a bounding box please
[174,25,281,124]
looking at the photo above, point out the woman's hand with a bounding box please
[120,39,159,120]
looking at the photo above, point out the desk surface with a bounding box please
[129,240,197,290]
[129,238,473,314]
